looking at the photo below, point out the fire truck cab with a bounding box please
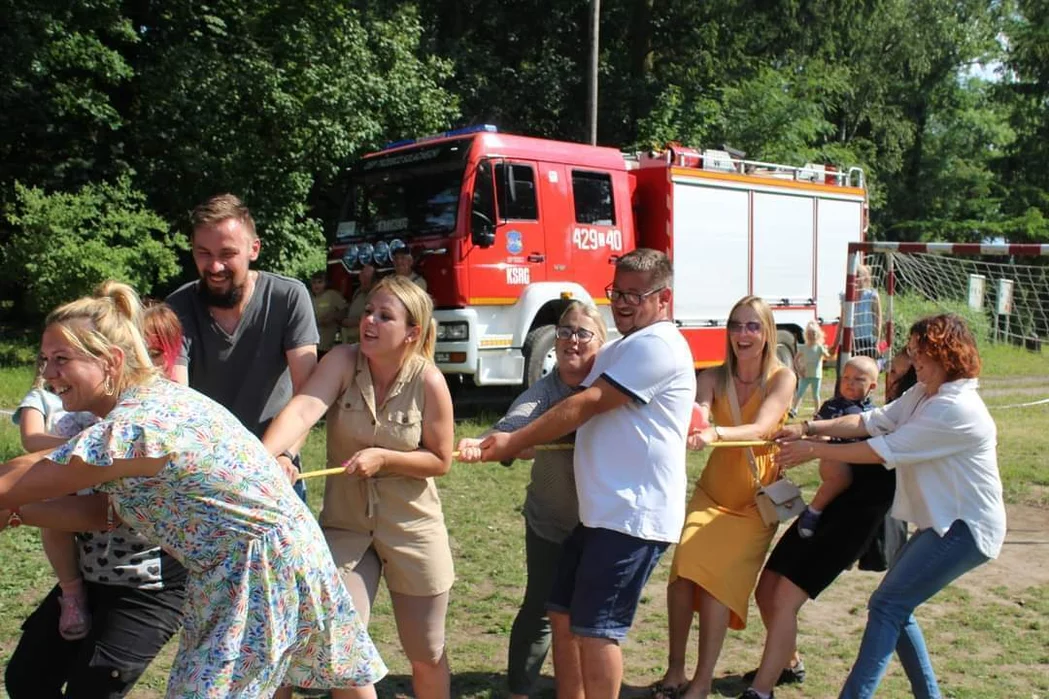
[329,125,866,388]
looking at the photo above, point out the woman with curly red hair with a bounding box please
[774,313,1005,699]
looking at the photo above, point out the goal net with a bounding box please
[839,242,1049,364]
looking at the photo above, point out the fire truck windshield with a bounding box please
[337,138,470,241]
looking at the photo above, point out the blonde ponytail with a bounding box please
[46,280,158,392]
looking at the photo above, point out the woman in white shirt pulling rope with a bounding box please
[775,313,1005,699]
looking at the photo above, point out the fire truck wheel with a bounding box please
[523,324,558,387]
[775,329,798,370]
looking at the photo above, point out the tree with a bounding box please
[3,178,184,318]
[125,1,458,277]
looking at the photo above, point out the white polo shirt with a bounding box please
[575,320,696,543]
[863,378,1006,559]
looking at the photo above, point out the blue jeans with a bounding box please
[839,519,989,699]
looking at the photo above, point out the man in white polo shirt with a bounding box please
[480,248,695,699]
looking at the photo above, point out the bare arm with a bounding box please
[0,452,168,510]
[171,364,189,386]
[774,412,871,443]
[263,345,354,456]
[283,343,320,454]
[776,438,883,470]
[1,494,110,532]
[478,377,630,462]
[18,409,68,452]
[371,365,455,478]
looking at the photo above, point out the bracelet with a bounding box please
[802,420,812,436]
[279,450,297,462]
[713,426,723,441]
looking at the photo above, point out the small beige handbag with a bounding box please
[727,376,806,527]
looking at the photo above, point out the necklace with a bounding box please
[734,373,760,385]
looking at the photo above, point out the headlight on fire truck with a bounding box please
[357,242,374,266]
[436,321,469,341]
[373,240,391,267]
[341,244,359,268]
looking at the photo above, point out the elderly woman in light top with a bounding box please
[458,301,607,699]
[776,313,1005,699]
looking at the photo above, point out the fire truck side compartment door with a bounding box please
[816,198,864,322]
[671,182,750,323]
[752,192,815,303]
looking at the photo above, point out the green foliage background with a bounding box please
[1,0,1047,322]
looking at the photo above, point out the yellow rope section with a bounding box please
[297,440,774,480]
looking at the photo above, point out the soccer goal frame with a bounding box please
[838,241,1049,368]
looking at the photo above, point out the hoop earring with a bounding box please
[103,375,115,396]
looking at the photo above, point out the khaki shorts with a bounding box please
[321,475,455,596]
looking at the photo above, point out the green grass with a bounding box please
[0,339,1047,698]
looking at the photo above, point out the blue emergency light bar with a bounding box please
[379,124,498,152]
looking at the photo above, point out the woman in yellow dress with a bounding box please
[652,295,796,699]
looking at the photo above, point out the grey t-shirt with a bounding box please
[494,370,579,544]
[166,271,319,438]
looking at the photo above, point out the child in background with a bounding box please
[796,355,880,538]
[12,365,98,640]
[310,272,348,360]
[790,320,831,418]
[11,302,184,641]
[143,301,185,380]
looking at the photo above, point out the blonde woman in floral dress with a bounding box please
[0,281,385,699]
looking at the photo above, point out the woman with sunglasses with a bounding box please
[458,301,608,699]
[652,296,795,699]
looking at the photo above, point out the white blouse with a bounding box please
[862,378,1007,559]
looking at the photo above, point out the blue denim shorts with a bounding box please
[547,525,668,640]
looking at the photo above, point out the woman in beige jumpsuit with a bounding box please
[264,275,455,699]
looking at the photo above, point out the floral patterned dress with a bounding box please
[49,378,387,698]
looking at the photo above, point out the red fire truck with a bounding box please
[329,125,867,388]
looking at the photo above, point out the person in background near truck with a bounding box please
[262,275,455,699]
[342,262,378,345]
[652,295,795,699]
[311,271,349,360]
[457,301,608,699]
[477,249,695,699]
[832,264,882,360]
[790,320,831,418]
[775,313,1005,699]
[166,193,319,501]
[392,246,428,292]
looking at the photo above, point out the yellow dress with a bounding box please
[669,372,787,629]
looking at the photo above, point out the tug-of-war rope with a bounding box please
[298,440,774,480]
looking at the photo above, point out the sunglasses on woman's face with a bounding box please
[727,320,762,334]
[555,326,595,343]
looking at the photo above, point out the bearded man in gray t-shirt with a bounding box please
[167,194,318,495]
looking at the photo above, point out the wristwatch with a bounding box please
[713,425,723,441]
[802,420,813,436]
[6,508,23,529]
[279,450,297,462]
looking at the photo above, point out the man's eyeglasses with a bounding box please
[555,326,596,343]
[605,284,666,306]
[727,320,763,334]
